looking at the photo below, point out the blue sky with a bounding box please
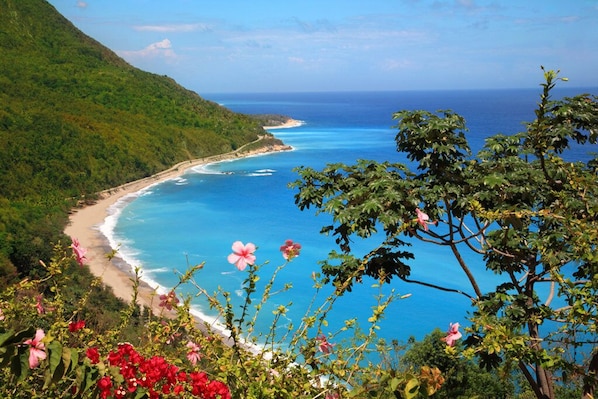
[47,0,598,93]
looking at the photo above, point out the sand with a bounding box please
[64,132,295,319]
[263,118,304,130]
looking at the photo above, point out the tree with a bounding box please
[400,330,514,398]
[291,69,598,399]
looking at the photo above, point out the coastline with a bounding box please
[263,118,304,130]
[63,131,295,322]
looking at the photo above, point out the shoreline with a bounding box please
[64,132,295,325]
[263,118,304,130]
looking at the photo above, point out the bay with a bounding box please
[107,87,597,348]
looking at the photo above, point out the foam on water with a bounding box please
[108,88,598,347]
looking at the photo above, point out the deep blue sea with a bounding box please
[104,87,597,348]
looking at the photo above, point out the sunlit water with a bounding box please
[104,87,598,349]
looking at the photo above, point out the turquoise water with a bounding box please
[105,88,597,347]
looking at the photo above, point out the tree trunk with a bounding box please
[583,350,598,398]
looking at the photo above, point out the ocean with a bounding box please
[103,87,597,348]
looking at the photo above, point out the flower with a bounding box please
[71,237,87,266]
[0,307,4,321]
[227,241,256,271]
[86,347,101,364]
[280,239,302,260]
[316,334,334,354]
[97,376,113,399]
[35,294,45,314]
[186,341,202,366]
[24,329,46,369]
[441,322,462,347]
[68,320,86,332]
[159,291,180,311]
[416,208,430,231]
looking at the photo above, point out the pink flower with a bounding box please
[24,329,46,369]
[227,241,256,271]
[159,291,180,311]
[280,239,302,261]
[0,307,5,321]
[186,341,202,366]
[35,295,45,314]
[441,322,462,347]
[71,237,87,266]
[416,208,430,231]
[316,334,334,354]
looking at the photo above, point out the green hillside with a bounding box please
[0,0,279,279]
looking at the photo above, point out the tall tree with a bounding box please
[291,69,598,399]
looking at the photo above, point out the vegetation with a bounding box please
[292,69,598,398]
[0,238,450,398]
[251,114,295,127]
[1,1,597,398]
[0,0,278,282]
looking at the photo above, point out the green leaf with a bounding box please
[0,328,36,348]
[48,341,63,374]
[403,378,420,399]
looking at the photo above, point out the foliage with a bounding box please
[0,237,448,398]
[400,330,515,398]
[0,0,278,281]
[291,69,598,399]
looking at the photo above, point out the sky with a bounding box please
[46,0,598,94]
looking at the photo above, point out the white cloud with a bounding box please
[118,39,177,60]
[75,1,87,8]
[133,23,211,33]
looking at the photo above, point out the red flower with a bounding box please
[86,347,100,364]
[97,376,113,399]
[206,380,231,399]
[68,320,86,332]
[280,239,302,261]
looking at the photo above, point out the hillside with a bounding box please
[0,0,281,279]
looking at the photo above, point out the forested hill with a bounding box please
[0,0,275,280]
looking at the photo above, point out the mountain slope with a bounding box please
[0,0,277,277]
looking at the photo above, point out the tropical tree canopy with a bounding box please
[291,69,598,399]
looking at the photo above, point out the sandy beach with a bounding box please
[64,132,295,319]
[263,118,304,130]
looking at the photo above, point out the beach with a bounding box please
[63,130,295,319]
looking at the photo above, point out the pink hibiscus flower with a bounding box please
[159,290,180,311]
[416,208,430,231]
[280,239,302,261]
[227,241,256,271]
[186,341,202,366]
[316,334,334,354]
[71,237,87,266]
[24,329,46,369]
[441,322,462,347]
[35,295,45,315]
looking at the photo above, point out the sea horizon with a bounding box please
[102,87,598,349]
